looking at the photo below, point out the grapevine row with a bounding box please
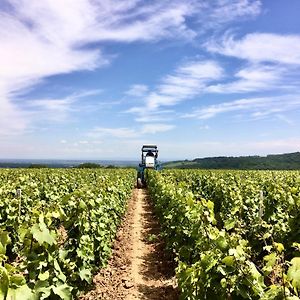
[147,169,300,300]
[0,169,135,299]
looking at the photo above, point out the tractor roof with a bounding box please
[142,145,158,151]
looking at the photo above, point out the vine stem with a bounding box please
[281,255,287,300]
[17,188,22,218]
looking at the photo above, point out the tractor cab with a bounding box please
[137,145,160,188]
[141,145,158,168]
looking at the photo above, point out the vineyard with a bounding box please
[0,169,135,299]
[147,170,300,300]
[1,168,300,300]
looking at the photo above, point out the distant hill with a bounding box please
[163,152,300,170]
[0,159,138,168]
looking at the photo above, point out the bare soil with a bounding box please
[80,188,178,300]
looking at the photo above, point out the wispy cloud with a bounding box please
[126,60,223,118]
[204,32,300,94]
[150,60,224,108]
[141,123,175,134]
[206,64,291,93]
[0,98,28,136]
[184,95,300,120]
[198,0,261,30]
[87,127,138,139]
[87,122,175,139]
[0,0,263,136]
[125,84,149,97]
[0,0,197,136]
[0,0,204,88]
[25,90,102,122]
[134,110,174,123]
[205,33,300,65]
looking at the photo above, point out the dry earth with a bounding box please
[80,188,178,300]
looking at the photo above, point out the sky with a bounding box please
[0,0,300,160]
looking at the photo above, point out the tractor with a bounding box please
[137,145,160,188]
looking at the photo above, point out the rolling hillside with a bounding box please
[163,152,300,170]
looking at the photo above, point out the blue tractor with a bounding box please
[137,144,160,188]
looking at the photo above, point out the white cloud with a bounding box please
[0,0,263,137]
[185,95,300,120]
[202,0,261,29]
[141,123,175,134]
[134,110,174,123]
[206,64,290,93]
[0,0,201,86]
[125,84,149,97]
[87,127,138,139]
[0,0,197,136]
[86,122,175,140]
[0,97,28,136]
[123,107,175,123]
[154,60,224,105]
[93,2,197,42]
[25,90,102,122]
[127,60,223,115]
[206,33,300,64]
[29,98,73,113]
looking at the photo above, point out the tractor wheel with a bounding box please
[137,178,143,189]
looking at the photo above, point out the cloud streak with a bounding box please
[141,123,175,134]
[87,123,175,140]
[150,60,224,108]
[184,95,300,120]
[0,0,195,136]
[198,0,261,30]
[125,84,149,97]
[126,60,224,118]
[0,1,238,136]
[206,33,300,65]
[24,90,102,122]
[0,0,263,136]
[206,64,292,93]
[87,127,138,139]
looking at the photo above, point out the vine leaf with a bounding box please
[79,267,92,283]
[6,285,33,300]
[31,220,56,246]
[0,231,11,255]
[0,266,9,299]
[287,257,300,289]
[52,283,72,300]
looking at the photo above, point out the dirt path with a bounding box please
[80,188,178,300]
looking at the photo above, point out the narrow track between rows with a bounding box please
[81,188,178,300]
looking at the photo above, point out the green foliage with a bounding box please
[0,168,135,299]
[146,233,158,243]
[288,258,300,289]
[147,169,300,299]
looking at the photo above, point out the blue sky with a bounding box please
[0,0,300,160]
